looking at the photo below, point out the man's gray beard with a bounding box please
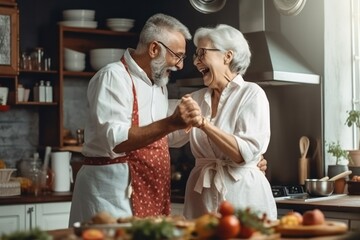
[151,57,176,87]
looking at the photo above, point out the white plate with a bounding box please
[58,20,97,29]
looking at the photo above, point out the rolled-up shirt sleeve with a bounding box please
[82,63,133,158]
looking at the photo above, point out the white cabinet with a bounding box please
[0,202,71,235]
[171,203,184,216]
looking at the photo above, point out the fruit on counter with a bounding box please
[235,207,274,238]
[351,175,360,181]
[82,229,105,240]
[279,211,303,226]
[91,211,117,224]
[0,159,6,169]
[218,200,235,216]
[194,213,219,239]
[302,209,325,226]
[216,215,241,239]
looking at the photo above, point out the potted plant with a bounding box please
[326,141,349,194]
[345,110,360,166]
[326,141,349,176]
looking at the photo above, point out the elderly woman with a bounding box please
[169,24,277,220]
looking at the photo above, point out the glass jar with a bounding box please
[31,47,44,70]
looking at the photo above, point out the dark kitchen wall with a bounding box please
[17,0,241,80]
[0,1,240,167]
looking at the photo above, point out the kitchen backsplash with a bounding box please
[0,109,38,168]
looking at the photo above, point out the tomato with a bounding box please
[218,201,235,216]
[82,229,104,240]
[216,215,241,239]
[238,225,256,238]
[195,213,219,239]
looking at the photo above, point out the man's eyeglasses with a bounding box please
[156,41,186,65]
[193,48,220,61]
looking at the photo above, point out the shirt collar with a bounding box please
[123,48,153,86]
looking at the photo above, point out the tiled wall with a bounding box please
[0,108,38,168]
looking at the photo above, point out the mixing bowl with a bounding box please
[305,179,334,197]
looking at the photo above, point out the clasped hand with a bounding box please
[172,94,202,130]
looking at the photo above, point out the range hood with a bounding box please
[239,0,320,85]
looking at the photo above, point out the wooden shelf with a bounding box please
[16,101,58,106]
[20,70,57,74]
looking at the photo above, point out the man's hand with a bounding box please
[258,156,267,174]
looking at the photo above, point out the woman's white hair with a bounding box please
[136,13,192,53]
[193,24,251,76]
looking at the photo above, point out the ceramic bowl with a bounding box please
[63,9,95,21]
[58,20,97,29]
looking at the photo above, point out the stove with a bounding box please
[271,185,305,198]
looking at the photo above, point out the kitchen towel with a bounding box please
[51,151,73,192]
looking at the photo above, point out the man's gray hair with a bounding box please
[136,13,192,52]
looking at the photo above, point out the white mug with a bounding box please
[51,151,73,192]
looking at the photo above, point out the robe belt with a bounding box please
[194,158,259,200]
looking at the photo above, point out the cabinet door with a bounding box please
[35,202,71,230]
[25,204,37,230]
[0,205,26,235]
[171,203,184,216]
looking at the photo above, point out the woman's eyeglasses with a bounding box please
[156,41,186,65]
[193,48,220,61]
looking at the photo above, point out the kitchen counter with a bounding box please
[0,192,72,205]
[0,191,185,205]
[275,195,360,213]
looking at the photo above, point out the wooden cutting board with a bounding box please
[276,221,348,237]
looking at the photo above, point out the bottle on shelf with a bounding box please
[17,84,24,102]
[39,80,46,102]
[45,81,53,102]
[33,82,39,102]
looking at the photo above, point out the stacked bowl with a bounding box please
[59,9,97,29]
[106,18,135,32]
[90,48,126,71]
[64,48,86,72]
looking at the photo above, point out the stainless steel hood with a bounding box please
[239,0,320,85]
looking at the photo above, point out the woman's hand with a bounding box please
[179,94,203,128]
[257,156,267,174]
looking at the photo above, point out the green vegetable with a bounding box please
[1,228,52,240]
[128,219,177,240]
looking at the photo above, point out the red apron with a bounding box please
[84,57,171,217]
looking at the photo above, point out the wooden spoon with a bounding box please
[299,136,310,158]
[329,170,352,181]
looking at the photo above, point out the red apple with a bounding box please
[302,209,325,226]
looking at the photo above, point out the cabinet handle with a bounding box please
[27,207,34,229]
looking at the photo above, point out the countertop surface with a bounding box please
[0,191,73,205]
[275,194,360,213]
[0,191,185,205]
[1,192,359,215]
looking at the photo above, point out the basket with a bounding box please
[0,169,17,182]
